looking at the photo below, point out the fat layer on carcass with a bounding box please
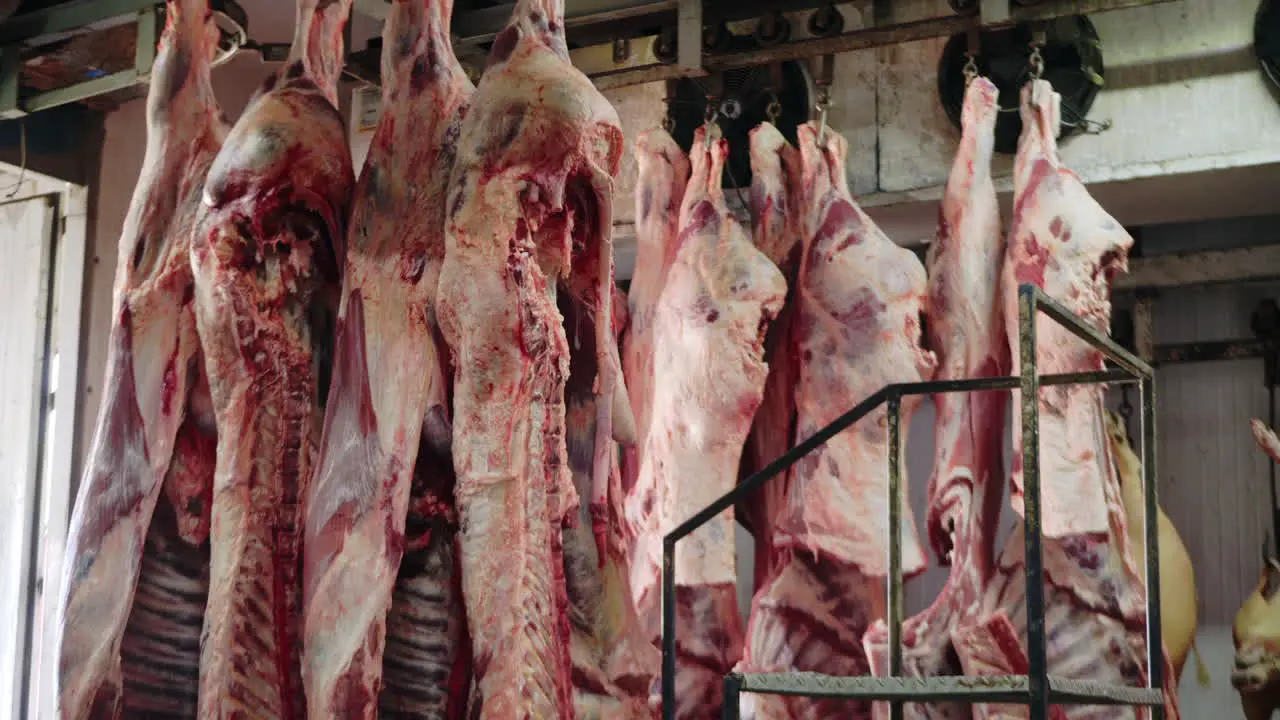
[627,124,785,718]
[299,1,475,717]
[970,79,1178,720]
[55,2,227,717]
[738,121,804,589]
[620,127,688,500]
[564,308,660,718]
[862,76,1007,720]
[739,122,935,720]
[436,0,636,715]
[190,0,354,716]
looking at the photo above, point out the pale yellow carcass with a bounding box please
[1104,409,1199,681]
[1232,419,1280,720]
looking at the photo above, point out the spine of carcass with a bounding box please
[191,0,354,716]
[55,1,224,717]
[300,0,475,716]
[437,0,631,714]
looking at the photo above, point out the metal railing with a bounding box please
[659,283,1164,720]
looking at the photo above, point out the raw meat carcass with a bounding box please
[862,75,1007,720]
[436,0,639,715]
[1106,410,1198,682]
[55,2,227,717]
[300,0,473,717]
[738,121,804,589]
[190,0,354,716]
[970,78,1176,719]
[620,127,688,499]
[564,317,660,717]
[739,121,936,720]
[627,123,786,718]
[1234,420,1280,720]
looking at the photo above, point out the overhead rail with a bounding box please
[572,0,1180,91]
[0,0,252,118]
[659,283,1166,720]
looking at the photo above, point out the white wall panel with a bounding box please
[1143,281,1280,625]
[0,195,55,720]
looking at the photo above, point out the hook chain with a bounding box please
[1119,385,1135,444]
[1029,35,1045,80]
[963,54,978,86]
[704,100,719,149]
[815,88,831,141]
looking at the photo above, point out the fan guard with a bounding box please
[937,16,1105,155]
[668,35,813,190]
[1256,0,1280,92]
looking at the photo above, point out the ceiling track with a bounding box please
[0,0,1180,116]
[572,0,1180,91]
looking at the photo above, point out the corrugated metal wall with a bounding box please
[1146,282,1276,625]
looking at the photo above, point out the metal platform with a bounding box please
[659,284,1166,720]
[723,673,1164,707]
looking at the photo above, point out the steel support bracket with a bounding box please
[13,7,160,117]
[0,45,23,119]
[676,0,704,76]
[980,0,1013,25]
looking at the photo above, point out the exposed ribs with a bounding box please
[55,2,226,717]
[190,0,354,716]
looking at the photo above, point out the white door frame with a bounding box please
[0,159,88,720]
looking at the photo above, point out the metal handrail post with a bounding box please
[1140,376,1165,720]
[887,391,905,720]
[1019,285,1050,719]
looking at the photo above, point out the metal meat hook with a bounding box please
[814,53,835,141]
[964,24,981,86]
[703,100,718,149]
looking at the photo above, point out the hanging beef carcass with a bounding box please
[738,121,936,720]
[620,128,688,501]
[738,121,804,590]
[190,0,354,716]
[1233,419,1280,720]
[626,123,786,718]
[299,0,473,717]
[961,78,1178,719]
[56,2,227,716]
[862,75,1007,720]
[436,0,641,714]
